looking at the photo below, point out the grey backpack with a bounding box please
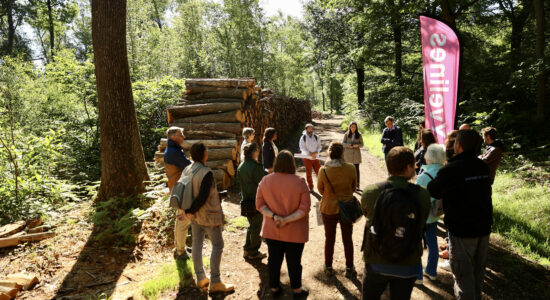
[169,163,202,210]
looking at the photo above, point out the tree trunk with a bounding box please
[440,0,457,28]
[92,0,149,202]
[393,25,403,84]
[534,0,546,124]
[47,0,55,61]
[356,65,365,107]
[151,0,162,29]
[6,0,15,55]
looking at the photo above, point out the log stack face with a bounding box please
[155,78,311,190]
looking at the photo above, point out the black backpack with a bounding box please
[367,182,421,262]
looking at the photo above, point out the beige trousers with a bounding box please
[175,209,191,254]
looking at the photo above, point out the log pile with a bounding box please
[0,219,54,249]
[155,78,311,189]
[0,273,39,299]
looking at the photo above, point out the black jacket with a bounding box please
[262,140,276,170]
[381,126,404,154]
[427,151,493,238]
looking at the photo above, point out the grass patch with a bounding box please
[141,257,210,299]
[492,173,550,266]
[226,216,249,232]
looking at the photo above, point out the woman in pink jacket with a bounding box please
[256,150,311,298]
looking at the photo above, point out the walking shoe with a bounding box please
[197,278,210,290]
[439,249,449,259]
[439,260,451,271]
[292,287,309,299]
[423,270,437,281]
[415,279,423,285]
[345,267,357,278]
[246,252,267,260]
[209,282,235,294]
[324,266,335,277]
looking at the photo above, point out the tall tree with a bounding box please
[91,0,149,202]
[534,0,546,124]
[497,0,532,68]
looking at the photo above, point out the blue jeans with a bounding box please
[191,224,224,284]
[417,222,439,280]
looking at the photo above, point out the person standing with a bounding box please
[415,144,446,284]
[414,120,425,152]
[299,123,322,191]
[414,129,437,174]
[444,130,459,162]
[361,147,430,300]
[164,127,192,261]
[428,130,493,300]
[480,127,504,184]
[237,142,267,260]
[317,142,357,278]
[262,127,278,173]
[184,143,234,294]
[381,116,404,159]
[240,127,255,161]
[256,150,311,298]
[342,121,364,189]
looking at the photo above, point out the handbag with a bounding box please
[323,169,362,223]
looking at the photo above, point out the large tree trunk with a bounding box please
[47,0,55,61]
[534,0,546,124]
[440,0,457,28]
[92,0,149,202]
[6,0,15,55]
[356,65,365,106]
[393,25,403,84]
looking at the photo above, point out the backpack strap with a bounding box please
[323,169,336,194]
[424,172,434,181]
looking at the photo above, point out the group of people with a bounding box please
[163,115,504,300]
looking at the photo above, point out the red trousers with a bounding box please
[302,159,321,189]
[322,213,354,268]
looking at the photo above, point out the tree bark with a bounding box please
[393,26,403,84]
[534,0,546,124]
[439,0,456,28]
[47,0,55,61]
[92,0,149,202]
[5,0,15,55]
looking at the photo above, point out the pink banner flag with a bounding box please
[420,16,460,144]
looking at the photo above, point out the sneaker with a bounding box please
[292,287,309,299]
[439,260,451,271]
[197,278,210,290]
[439,249,449,259]
[209,282,235,294]
[345,267,357,278]
[246,252,267,260]
[324,266,335,277]
[423,270,437,281]
[415,279,423,285]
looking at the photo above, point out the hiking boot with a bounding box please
[292,287,309,299]
[439,249,449,259]
[345,267,357,279]
[197,278,210,291]
[209,282,235,294]
[324,266,334,277]
[246,252,267,260]
[423,270,437,281]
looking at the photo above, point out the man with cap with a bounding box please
[299,123,322,191]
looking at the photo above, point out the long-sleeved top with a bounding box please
[164,139,192,170]
[237,158,267,202]
[299,131,322,158]
[185,162,223,227]
[427,151,492,238]
[317,159,357,215]
[256,172,311,243]
[480,139,504,181]
[380,126,404,154]
[416,163,442,224]
[342,133,364,164]
[262,140,278,170]
[361,176,430,266]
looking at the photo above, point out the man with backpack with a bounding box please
[361,146,430,300]
[299,123,322,191]
[428,130,492,300]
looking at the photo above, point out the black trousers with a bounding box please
[362,264,416,300]
[266,239,305,290]
[354,163,360,186]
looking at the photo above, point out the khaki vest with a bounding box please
[190,162,223,227]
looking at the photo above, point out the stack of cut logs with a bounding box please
[154,78,311,190]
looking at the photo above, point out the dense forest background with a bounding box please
[0,0,549,223]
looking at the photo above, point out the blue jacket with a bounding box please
[164,139,192,170]
[416,163,442,224]
[381,126,403,154]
